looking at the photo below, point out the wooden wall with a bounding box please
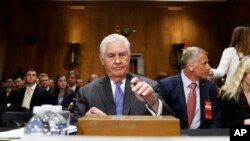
[1,0,250,82]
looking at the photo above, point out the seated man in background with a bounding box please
[159,47,221,129]
[10,69,49,111]
[73,33,173,120]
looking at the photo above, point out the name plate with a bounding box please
[77,116,180,136]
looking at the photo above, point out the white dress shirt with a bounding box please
[181,71,201,129]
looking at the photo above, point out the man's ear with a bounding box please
[187,64,194,71]
[190,67,193,72]
[99,55,104,65]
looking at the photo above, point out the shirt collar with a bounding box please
[181,70,199,88]
[110,78,126,85]
[27,83,37,91]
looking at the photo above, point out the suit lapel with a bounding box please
[97,76,116,115]
[19,87,26,106]
[199,80,207,125]
[123,75,136,115]
[30,86,39,108]
[177,75,188,124]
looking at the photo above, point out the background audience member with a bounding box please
[39,73,50,90]
[76,78,84,87]
[220,56,250,127]
[154,72,169,82]
[87,73,99,83]
[67,70,81,94]
[159,47,221,129]
[39,73,53,96]
[10,69,49,111]
[50,74,76,112]
[49,79,55,88]
[73,33,173,120]
[210,26,250,82]
[1,78,15,105]
[13,75,25,89]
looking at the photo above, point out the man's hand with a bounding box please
[85,107,107,116]
[130,77,159,113]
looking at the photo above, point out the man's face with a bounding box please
[25,71,37,85]
[39,76,49,88]
[14,78,24,88]
[58,76,67,89]
[5,79,14,88]
[77,79,84,86]
[191,53,211,80]
[100,40,130,80]
[67,74,77,86]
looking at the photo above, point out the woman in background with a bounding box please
[50,74,76,111]
[210,26,250,82]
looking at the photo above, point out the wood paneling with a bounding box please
[1,0,250,82]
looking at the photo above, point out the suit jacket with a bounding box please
[10,85,49,111]
[75,85,81,94]
[159,74,221,129]
[0,88,7,107]
[220,92,248,127]
[73,73,174,120]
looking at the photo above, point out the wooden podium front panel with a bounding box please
[77,116,180,136]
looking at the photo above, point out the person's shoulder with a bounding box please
[200,79,217,88]
[223,47,236,53]
[159,75,179,83]
[67,88,76,95]
[81,76,105,89]
[35,85,47,92]
[14,86,25,93]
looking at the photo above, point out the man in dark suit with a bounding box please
[159,47,220,129]
[73,33,173,119]
[10,69,49,111]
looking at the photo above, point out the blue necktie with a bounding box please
[115,82,124,115]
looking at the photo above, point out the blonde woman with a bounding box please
[220,56,250,127]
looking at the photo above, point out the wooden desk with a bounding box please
[77,116,180,136]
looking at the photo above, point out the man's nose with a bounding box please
[114,55,121,63]
[207,64,211,69]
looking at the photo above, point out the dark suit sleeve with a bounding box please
[61,90,76,109]
[73,87,88,123]
[0,88,7,106]
[9,88,23,107]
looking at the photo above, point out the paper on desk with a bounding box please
[0,125,77,138]
[0,128,24,138]
[68,125,77,133]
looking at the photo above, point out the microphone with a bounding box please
[127,73,157,115]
